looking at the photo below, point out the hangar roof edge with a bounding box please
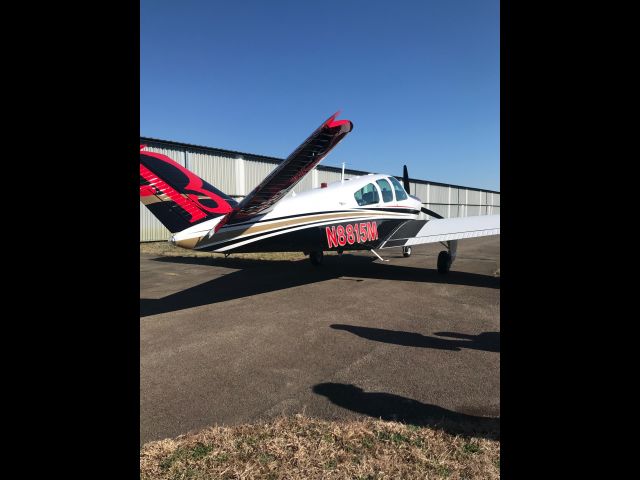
[140,136,500,195]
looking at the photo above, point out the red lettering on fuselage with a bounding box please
[325,221,379,248]
[336,225,346,246]
[359,223,368,242]
[325,226,339,248]
[346,224,356,244]
[367,221,378,242]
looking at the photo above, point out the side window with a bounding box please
[389,176,408,201]
[376,179,394,202]
[354,183,380,206]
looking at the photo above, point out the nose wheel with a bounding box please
[402,246,412,257]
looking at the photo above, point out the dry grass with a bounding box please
[140,415,499,479]
[140,241,309,262]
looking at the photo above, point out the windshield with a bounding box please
[376,179,394,202]
[388,177,408,201]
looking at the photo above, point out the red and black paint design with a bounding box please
[140,147,238,233]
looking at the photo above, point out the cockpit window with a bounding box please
[376,179,394,202]
[354,183,380,206]
[388,176,408,201]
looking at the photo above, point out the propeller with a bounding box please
[402,165,411,193]
[402,164,444,219]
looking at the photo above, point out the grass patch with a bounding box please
[463,442,481,454]
[141,414,499,479]
[437,465,452,477]
[325,459,338,469]
[159,442,213,470]
[140,241,308,262]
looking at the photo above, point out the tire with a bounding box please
[437,250,451,274]
[309,251,324,266]
[402,246,412,258]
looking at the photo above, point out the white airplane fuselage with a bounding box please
[171,173,423,253]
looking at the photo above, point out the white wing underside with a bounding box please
[379,214,500,248]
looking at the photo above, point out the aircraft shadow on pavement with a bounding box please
[140,254,499,317]
[312,382,499,440]
[331,325,500,353]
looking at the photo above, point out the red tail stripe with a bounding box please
[141,150,233,215]
[139,164,206,223]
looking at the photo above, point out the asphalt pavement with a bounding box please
[140,236,500,444]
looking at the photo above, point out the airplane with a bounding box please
[140,112,500,274]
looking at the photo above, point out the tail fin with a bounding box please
[140,146,238,233]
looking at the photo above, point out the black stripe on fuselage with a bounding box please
[198,217,409,253]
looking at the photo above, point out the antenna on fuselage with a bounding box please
[341,162,345,183]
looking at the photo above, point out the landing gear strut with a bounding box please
[402,246,412,257]
[437,240,458,274]
[309,251,324,266]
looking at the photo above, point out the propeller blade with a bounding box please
[403,165,442,218]
[402,165,411,194]
[421,206,444,219]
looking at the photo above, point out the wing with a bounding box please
[227,112,353,223]
[379,215,500,248]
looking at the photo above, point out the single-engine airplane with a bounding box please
[140,112,499,273]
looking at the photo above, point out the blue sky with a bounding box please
[141,0,499,191]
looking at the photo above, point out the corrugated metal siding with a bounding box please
[467,190,481,206]
[450,188,459,207]
[317,169,343,186]
[429,185,449,205]
[467,205,481,216]
[143,144,186,166]
[428,204,449,218]
[189,150,238,195]
[413,183,429,201]
[494,194,501,206]
[292,171,314,194]
[244,159,277,193]
[140,203,170,241]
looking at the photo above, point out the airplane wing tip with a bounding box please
[324,111,352,130]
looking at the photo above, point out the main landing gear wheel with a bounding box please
[437,250,452,274]
[309,251,324,266]
[402,246,412,257]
